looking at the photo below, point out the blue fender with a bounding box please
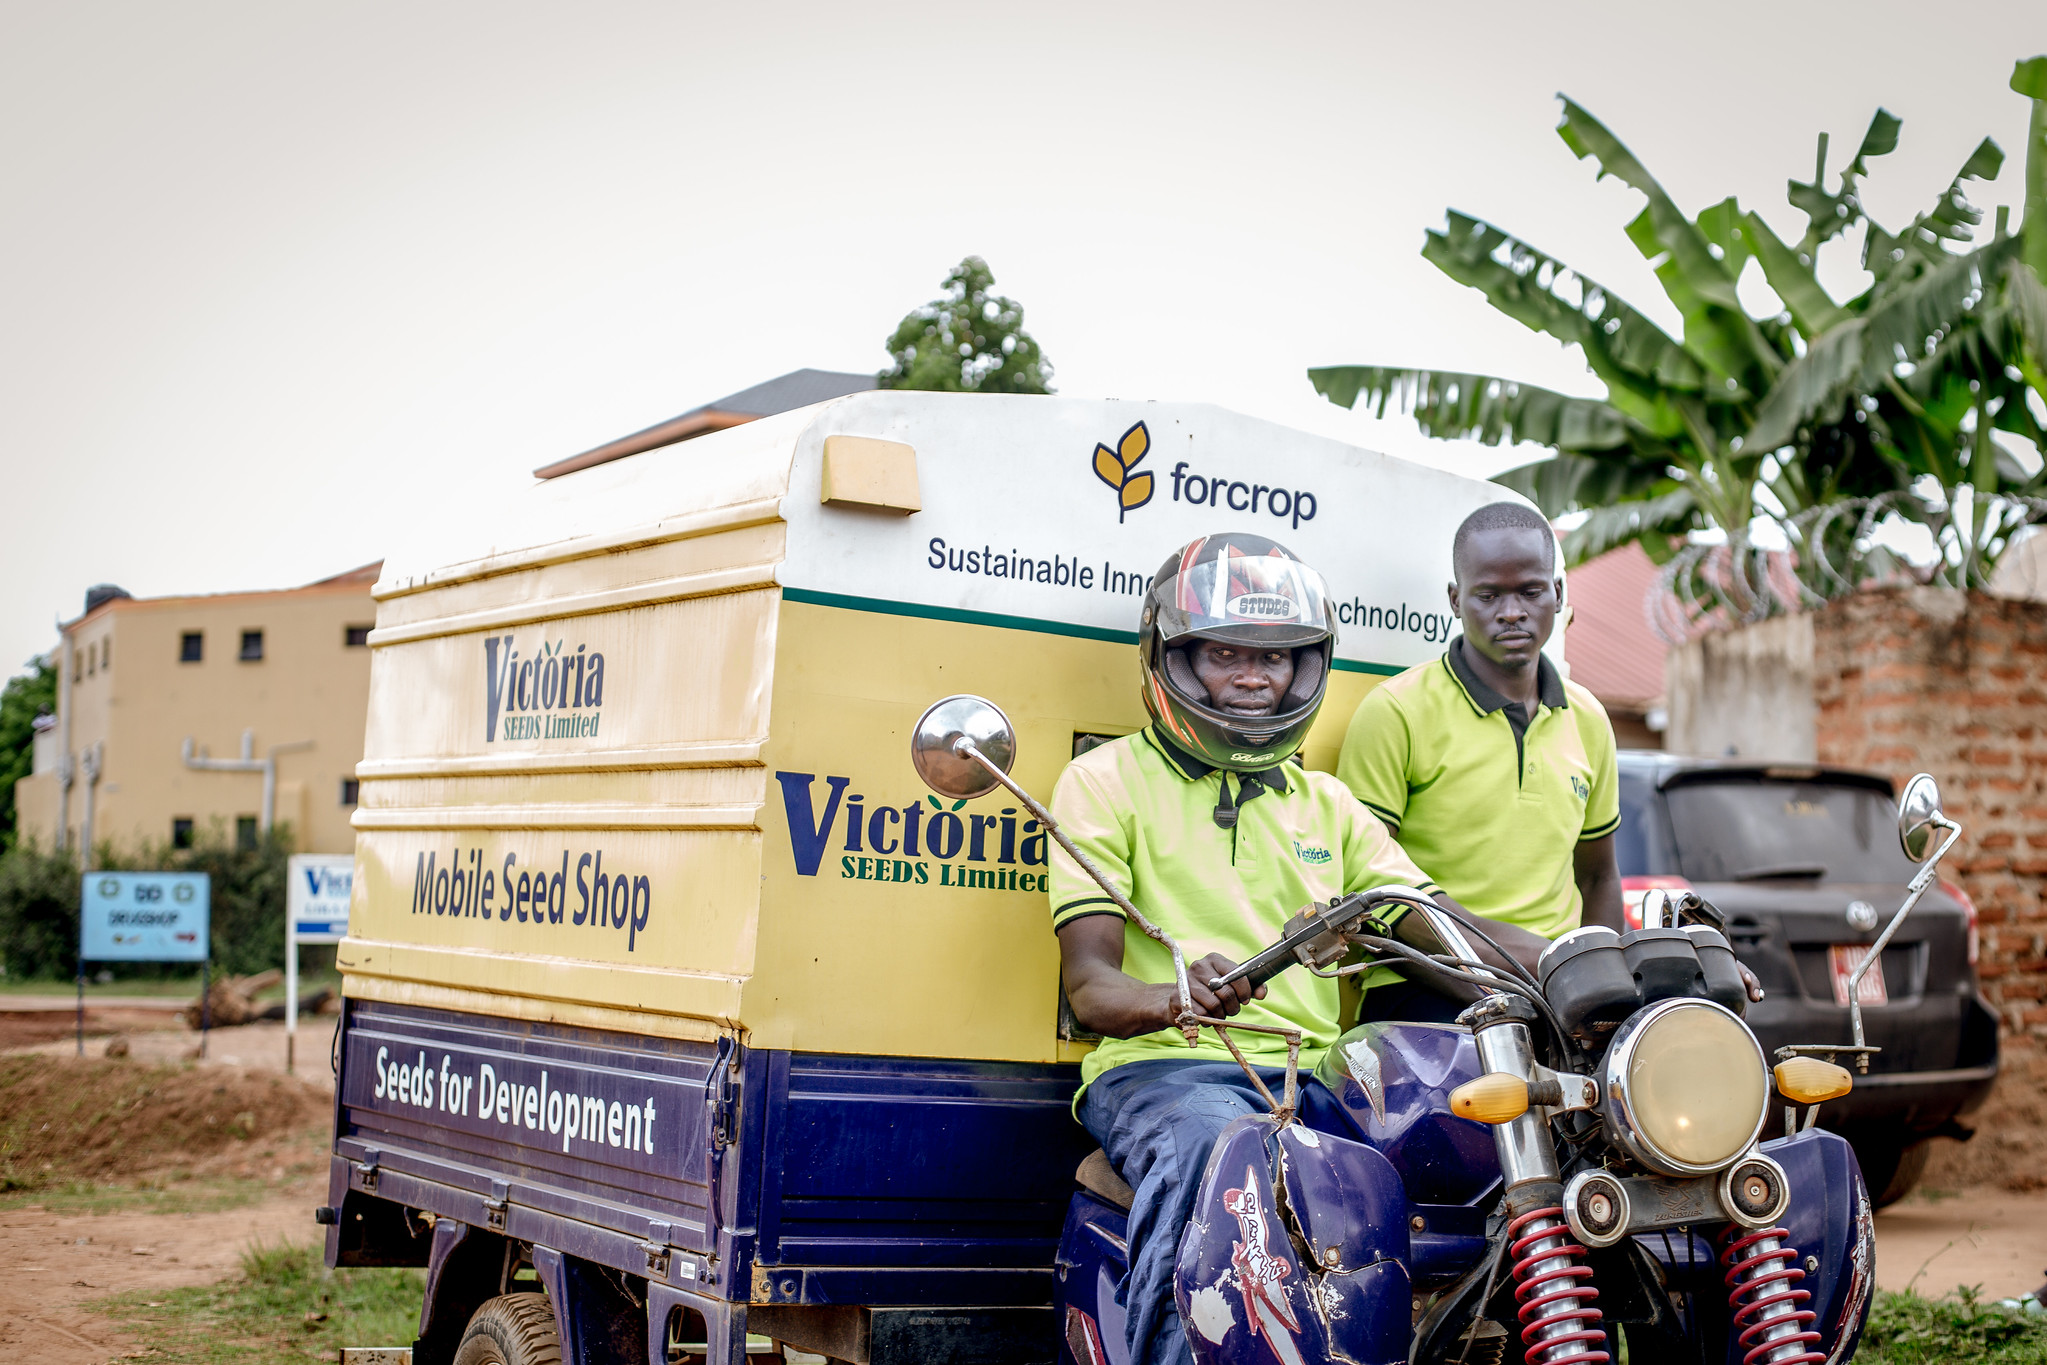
[1737,1129,1875,1365]
[1175,1115,1412,1365]
[1056,1192,1133,1365]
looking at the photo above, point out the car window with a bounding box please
[1614,769,1667,877]
[1664,779,1915,884]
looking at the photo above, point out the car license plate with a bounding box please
[1828,944,1888,1007]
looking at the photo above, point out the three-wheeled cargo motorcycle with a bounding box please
[320,393,1917,1365]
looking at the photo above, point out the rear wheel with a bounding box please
[454,1293,563,1365]
[1852,1136,1931,1209]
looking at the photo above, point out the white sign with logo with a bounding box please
[775,394,1548,676]
[286,854,354,1068]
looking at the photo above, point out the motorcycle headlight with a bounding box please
[1604,998,1769,1177]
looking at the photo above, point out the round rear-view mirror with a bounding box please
[1897,773,1944,863]
[910,695,1017,801]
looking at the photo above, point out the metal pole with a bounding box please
[285,912,297,1074]
[199,957,210,1059]
[181,732,312,835]
[55,631,73,852]
[79,745,101,870]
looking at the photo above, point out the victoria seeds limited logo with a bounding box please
[485,634,607,743]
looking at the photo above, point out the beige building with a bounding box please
[15,564,379,858]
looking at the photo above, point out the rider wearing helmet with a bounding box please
[1049,532,1440,1365]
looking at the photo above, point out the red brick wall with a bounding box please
[1812,586,2047,1033]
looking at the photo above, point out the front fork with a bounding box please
[1469,998,1610,1365]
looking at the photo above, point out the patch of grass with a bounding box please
[0,1174,271,1217]
[0,975,204,997]
[1859,1287,2047,1363]
[96,1240,424,1363]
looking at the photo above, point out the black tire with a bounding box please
[1853,1137,1931,1209]
[454,1293,563,1365]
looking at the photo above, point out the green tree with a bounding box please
[1311,60,2047,619]
[0,658,56,848]
[879,256,1054,394]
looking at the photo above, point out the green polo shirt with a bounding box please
[1337,638,1619,942]
[1049,728,1436,1089]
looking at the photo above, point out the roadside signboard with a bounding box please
[80,872,210,961]
[289,854,354,943]
[285,854,354,1072]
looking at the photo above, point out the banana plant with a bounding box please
[1312,58,2047,617]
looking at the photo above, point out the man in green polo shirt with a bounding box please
[1338,501,1625,944]
[1048,532,1445,1365]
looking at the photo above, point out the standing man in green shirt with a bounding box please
[1338,501,1626,944]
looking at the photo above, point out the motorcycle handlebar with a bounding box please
[1207,885,1445,995]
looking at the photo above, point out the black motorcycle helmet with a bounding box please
[1136,532,1338,771]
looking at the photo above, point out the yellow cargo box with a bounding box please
[341,392,1550,1065]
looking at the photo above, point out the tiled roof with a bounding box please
[1563,543,1666,713]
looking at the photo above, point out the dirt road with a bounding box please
[1875,1189,2047,1302]
[0,1177,328,1365]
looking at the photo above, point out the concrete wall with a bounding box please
[13,575,375,857]
[1665,613,1816,761]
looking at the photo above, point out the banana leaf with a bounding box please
[1557,99,1780,388]
[1491,451,1675,518]
[1787,111,1900,250]
[1306,366,1647,453]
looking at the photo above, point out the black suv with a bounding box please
[1616,753,1999,1205]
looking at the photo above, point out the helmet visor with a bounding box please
[1154,547,1333,648]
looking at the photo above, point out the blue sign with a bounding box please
[81,872,210,961]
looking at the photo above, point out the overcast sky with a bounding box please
[3,2,2042,673]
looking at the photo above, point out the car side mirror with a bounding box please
[910,694,1018,801]
[1897,773,1944,863]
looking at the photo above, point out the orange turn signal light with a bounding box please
[1773,1057,1853,1104]
[1449,1072,1531,1125]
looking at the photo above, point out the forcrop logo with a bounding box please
[1091,422,1155,523]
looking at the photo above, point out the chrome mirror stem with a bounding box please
[1846,815,1961,1064]
[952,739,1198,1043]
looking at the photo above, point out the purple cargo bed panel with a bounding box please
[339,1000,723,1251]
[332,999,1095,1305]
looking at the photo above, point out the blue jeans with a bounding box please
[1076,1060,1351,1365]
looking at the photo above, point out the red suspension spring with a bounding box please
[1720,1227,1823,1365]
[1506,1207,1609,1365]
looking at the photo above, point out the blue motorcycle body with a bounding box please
[1052,1021,1877,1365]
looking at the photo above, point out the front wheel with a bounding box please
[454,1293,563,1365]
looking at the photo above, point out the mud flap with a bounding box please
[1175,1116,1411,1365]
[1756,1129,1875,1365]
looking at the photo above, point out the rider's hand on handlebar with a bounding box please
[1739,961,1766,1003]
[1186,952,1267,1020]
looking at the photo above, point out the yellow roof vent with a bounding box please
[821,435,920,514]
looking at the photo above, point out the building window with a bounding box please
[171,818,194,849]
[180,632,203,663]
[344,625,372,647]
[340,778,360,806]
[240,630,264,662]
[236,816,259,850]
[101,638,111,670]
